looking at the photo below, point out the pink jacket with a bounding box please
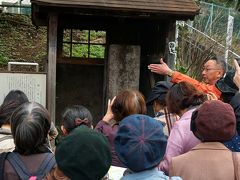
[159,108,201,174]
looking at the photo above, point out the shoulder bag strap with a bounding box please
[0,152,9,180]
[36,153,56,179]
[163,107,171,135]
[168,112,173,129]
[232,152,240,180]
[7,152,30,179]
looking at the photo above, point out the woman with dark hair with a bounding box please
[146,81,178,136]
[45,125,111,180]
[0,90,29,126]
[159,82,207,174]
[3,102,55,180]
[60,105,93,136]
[0,90,58,153]
[2,90,28,105]
[45,105,112,180]
[0,90,29,153]
[95,89,147,167]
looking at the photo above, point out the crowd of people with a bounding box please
[0,56,239,180]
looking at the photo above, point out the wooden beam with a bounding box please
[47,13,58,124]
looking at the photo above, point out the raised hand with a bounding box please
[102,96,116,123]
[148,58,173,76]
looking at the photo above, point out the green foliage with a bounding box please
[72,44,88,58]
[176,65,188,74]
[0,52,8,65]
[62,29,106,58]
[0,38,9,65]
[90,30,106,42]
[89,45,105,58]
[0,13,47,71]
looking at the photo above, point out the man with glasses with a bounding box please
[148,57,226,99]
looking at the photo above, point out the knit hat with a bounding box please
[146,81,172,105]
[114,114,167,172]
[55,126,112,180]
[191,100,236,142]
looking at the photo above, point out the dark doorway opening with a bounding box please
[56,64,104,126]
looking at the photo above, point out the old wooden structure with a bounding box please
[31,0,199,125]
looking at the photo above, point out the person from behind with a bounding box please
[2,102,56,180]
[0,90,58,152]
[0,90,29,153]
[148,56,225,99]
[146,81,178,136]
[159,82,207,174]
[95,89,147,167]
[2,90,29,105]
[45,126,112,180]
[114,114,182,180]
[60,105,93,136]
[170,100,239,180]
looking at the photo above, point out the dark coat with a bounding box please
[229,93,240,134]
[95,120,126,168]
[224,93,240,152]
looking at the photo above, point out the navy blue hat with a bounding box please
[146,81,172,105]
[114,114,167,172]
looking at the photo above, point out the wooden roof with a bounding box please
[31,0,200,25]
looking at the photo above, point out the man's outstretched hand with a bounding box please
[148,58,173,76]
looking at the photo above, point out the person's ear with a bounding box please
[61,125,68,136]
[217,70,223,78]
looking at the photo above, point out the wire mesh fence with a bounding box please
[0,3,31,15]
[176,1,240,79]
[190,1,240,55]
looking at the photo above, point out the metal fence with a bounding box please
[0,4,31,15]
[190,1,240,52]
[175,2,240,79]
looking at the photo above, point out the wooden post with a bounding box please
[47,13,58,124]
[164,21,176,81]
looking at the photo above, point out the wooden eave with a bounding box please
[31,0,200,26]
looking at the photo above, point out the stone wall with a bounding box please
[107,44,141,99]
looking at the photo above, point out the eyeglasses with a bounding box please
[201,67,220,72]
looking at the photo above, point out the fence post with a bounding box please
[225,11,234,63]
